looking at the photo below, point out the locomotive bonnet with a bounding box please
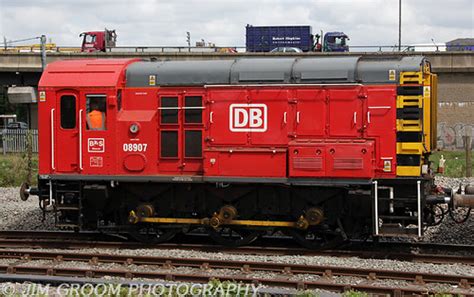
[22,56,474,248]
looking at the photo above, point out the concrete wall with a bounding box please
[437,102,474,150]
[436,72,474,150]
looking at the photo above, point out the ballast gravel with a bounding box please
[0,177,472,294]
[0,256,472,295]
[9,246,473,277]
[0,187,54,230]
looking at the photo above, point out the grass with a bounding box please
[0,153,38,187]
[430,151,473,178]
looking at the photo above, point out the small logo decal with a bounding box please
[88,138,105,153]
[423,86,431,98]
[149,75,156,86]
[90,156,103,167]
[388,69,396,81]
[229,104,267,132]
[39,91,46,102]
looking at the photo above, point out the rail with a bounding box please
[0,248,471,295]
[0,231,472,265]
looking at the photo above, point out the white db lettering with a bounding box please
[229,104,267,132]
[249,108,263,128]
[234,108,248,128]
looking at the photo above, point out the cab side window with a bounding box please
[60,95,76,129]
[86,95,107,130]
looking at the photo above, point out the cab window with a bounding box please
[85,34,96,43]
[60,95,76,129]
[86,95,107,130]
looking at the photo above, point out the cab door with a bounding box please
[55,91,79,173]
[81,94,112,174]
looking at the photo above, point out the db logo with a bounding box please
[88,138,105,153]
[229,104,267,132]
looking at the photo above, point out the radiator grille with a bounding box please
[333,158,363,170]
[293,157,323,170]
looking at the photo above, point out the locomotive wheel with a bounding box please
[128,224,179,244]
[207,226,261,247]
[286,226,345,250]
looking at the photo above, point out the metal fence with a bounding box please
[1,43,456,54]
[1,129,38,154]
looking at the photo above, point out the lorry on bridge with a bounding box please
[80,29,117,52]
[245,25,349,52]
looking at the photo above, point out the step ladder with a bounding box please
[53,183,82,229]
[373,180,422,237]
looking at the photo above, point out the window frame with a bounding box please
[59,94,77,130]
[184,95,204,124]
[160,129,179,159]
[159,96,179,125]
[184,129,203,159]
[85,94,107,131]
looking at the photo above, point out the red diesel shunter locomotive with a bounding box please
[22,56,474,248]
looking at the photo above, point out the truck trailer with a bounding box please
[245,25,349,52]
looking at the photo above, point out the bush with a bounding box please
[0,153,38,187]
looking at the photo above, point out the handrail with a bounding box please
[79,109,83,171]
[51,109,55,170]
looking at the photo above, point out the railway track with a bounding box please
[0,231,472,294]
[0,248,472,295]
[0,230,472,266]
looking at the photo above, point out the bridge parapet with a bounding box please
[1,51,474,73]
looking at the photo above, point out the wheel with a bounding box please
[207,226,261,247]
[286,226,345,250]
[128,224,179,244]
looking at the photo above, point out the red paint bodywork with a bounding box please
[38,59,397,181]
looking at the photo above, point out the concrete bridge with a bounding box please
[0,50,473,80]
[1,51,473,147]
[1,51,473,101]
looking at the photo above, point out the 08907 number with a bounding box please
[123,143,148,152]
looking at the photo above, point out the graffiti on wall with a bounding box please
[437,122,474,150]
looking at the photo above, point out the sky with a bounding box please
[0,0,472,48]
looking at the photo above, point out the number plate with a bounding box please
[123,143,148,152]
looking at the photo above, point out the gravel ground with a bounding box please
[0,187,55,230]
[0,256,472,295]
[9,246,473,277]
[0,178,472,294]
[421,176,474,244]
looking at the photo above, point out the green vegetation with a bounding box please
[0,153,38,187]
[342,291,369,297]
[431,151,473,178]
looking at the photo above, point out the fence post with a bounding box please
[2,130,5,155]
[465,126,472,177]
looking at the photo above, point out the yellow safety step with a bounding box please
[400,72,423,84]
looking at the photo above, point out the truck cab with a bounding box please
[323,32,349,52]
[80,29,117,52]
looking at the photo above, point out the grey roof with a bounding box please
[446,38,474,45]
[125,56,426,87]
